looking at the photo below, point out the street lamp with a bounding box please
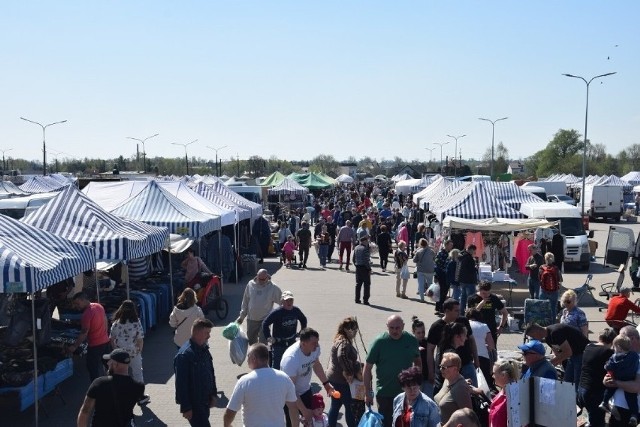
[478,117,508,180]
[19,117,67,176]
[126,134,159,173]
[446,134,466,177]
[172,139,198,176]
[0,148,12,177]
[207,145,228,176]
[563,72,616,217]
[433,142,450,172]
[48,149,63,173]
[424,147,435,163]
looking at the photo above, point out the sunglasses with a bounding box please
[439,364,454,370]
[563,300,572,304]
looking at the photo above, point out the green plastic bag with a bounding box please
[222,322,240,340]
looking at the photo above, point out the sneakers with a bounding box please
[630,416,638,426]
[396,293,402,298]
[138,394,151,405]
[598,402,610,413]
[401,294,408,299]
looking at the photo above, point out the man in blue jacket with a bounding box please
[174,318,217,427]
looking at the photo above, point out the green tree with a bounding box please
[481,142,510,175]
[309,154,338,174]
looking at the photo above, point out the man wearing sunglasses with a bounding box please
[517,340,557,380]
[236,269,282,345]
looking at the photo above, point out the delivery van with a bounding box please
[579,184,624,222]
[522,181,567,197]
[520,185,547,201]
[519,202,593,270]
[0,193,58,220]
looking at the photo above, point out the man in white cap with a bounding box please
[354,234,372,305]
[77,349,145,427]
[262,291,308,369]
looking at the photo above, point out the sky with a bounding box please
[1,1,638,166]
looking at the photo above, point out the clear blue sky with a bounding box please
[1,1,638,165]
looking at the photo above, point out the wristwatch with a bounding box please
[367,390,375,398]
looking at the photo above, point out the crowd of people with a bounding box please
[69,182,640,427]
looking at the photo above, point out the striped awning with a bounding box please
[0,181,29,197]
[0,214,95,293]
[434,182,526,220]
[19,176,70,193]
[193,182,251,222]
[268,178,308,196]
[477,181,545,210]
[208,180,263,219]
[156,181,235,227]
[110,180,220,237]
[22,186,169,261]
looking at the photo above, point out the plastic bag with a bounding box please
[400,263,410,280]
[358,407,384,427]
[229,329,249,366]
[426,283,440,302]
[476,367,491,395]
[222,322,240,341]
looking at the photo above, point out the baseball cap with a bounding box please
[103,348,131,364]
[282,291,294,300]
[311,393,325,410]
[517,340,545,355]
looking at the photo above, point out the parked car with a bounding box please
[547,194,576,206]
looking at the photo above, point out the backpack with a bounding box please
[540,265,559,292]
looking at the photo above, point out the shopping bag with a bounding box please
[229,328,249,366]
[400,263,410,280]
[476,367,491,395]
[222,322,240,340]
[349,378,366,401]
[358,407,384,427]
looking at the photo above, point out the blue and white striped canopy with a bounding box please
[19,176,70,193]
[22,186,169,261]
[193,182,252,222]
[477,181,545,210]
[268,178,309,196]
[208,180,263,219]
[0,214,95,293]
[110,180,220,237]
[434,182,526,220]
[0,181,29,197]
[156,181,234,227]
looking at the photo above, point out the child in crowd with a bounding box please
[281,235,297,267]
[309,393,329,427]
[600,335,639,425]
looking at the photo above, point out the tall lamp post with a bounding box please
[207,145,228,176]
[19,117,67,176]
[433,142,450,172]
[563,72,616,216]
[0,148,12,177]
[478,117,508,180]
[126,133,159,172]
[446,134,466,177]
[172,139,198,175]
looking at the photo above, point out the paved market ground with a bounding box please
[7,219,640,426]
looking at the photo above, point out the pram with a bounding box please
[190,274,229,320]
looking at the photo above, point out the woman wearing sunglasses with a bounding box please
[434,352,472,425]
[559,290,589,337]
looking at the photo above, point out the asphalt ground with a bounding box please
[6,218,640,426]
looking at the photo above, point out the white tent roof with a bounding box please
[336,174,354,183]
[442,216,558,231]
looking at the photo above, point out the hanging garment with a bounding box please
[516,238,534,274]
[465,231,485,254]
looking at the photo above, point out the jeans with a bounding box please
[578,386,606,427]
[460,362,478,387]
[451,284,461,301]
[564,353,583,392]
[328,382,355,427]
[188,403,211,427]
[539,290,559,323]
[436,273,449,312]
[417,272,427,301]
[319,244,328,267]
[528,276,540,299]
[459,283,477,311]
[298,247,309,266]
[86,342,110,382]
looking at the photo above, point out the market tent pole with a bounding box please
[31,294,39,426]
[95,269,100,303]
[168,239,174,303]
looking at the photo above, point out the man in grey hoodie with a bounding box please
[236,269,283,344]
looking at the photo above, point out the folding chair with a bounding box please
[523,298,552,343]
[572,274,597,306]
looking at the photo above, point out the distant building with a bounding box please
[508,161,525,175]
[337,162,358,177]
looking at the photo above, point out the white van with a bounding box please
[579,184,624,222]
[519,202,593,270]
[0,193,58,220]
[522,181,567,196]
[520,185,547,201]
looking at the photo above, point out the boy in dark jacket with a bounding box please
[456,245,478,310]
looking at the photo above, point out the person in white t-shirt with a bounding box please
[605,325,640,426]
[224,343,299,427]
[465,308,495,390]
[280,328,335,427]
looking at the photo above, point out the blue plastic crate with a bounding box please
[43,358,73,394]
[0,374,45,411]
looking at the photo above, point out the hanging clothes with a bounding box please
[515,238,534,274]
[465,231,485,254]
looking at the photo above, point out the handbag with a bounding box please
[412,271,418,279]
[350,377,366,401]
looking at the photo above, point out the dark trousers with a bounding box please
[436,273,448,312]
[285,388,312,427]
[611,406,635,427]
[339,242,352,267]
[299,247,309,266]
[86,342,110,382]
[578,386,606,427]
[376,395,394,427]
[355,266,371,303]
[188,403,211,427]
[271,342,294,370]
[379,249,390,270]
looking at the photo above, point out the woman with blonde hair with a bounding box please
[560,289,589,336]
[488,359,520,427]
[169,288,204,348]
[394,240,410,298]
[326,317,361,427]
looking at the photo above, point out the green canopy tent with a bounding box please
[288,172,333,190]
[261,171,286,187]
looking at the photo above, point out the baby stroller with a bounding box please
[191,273,228,320]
